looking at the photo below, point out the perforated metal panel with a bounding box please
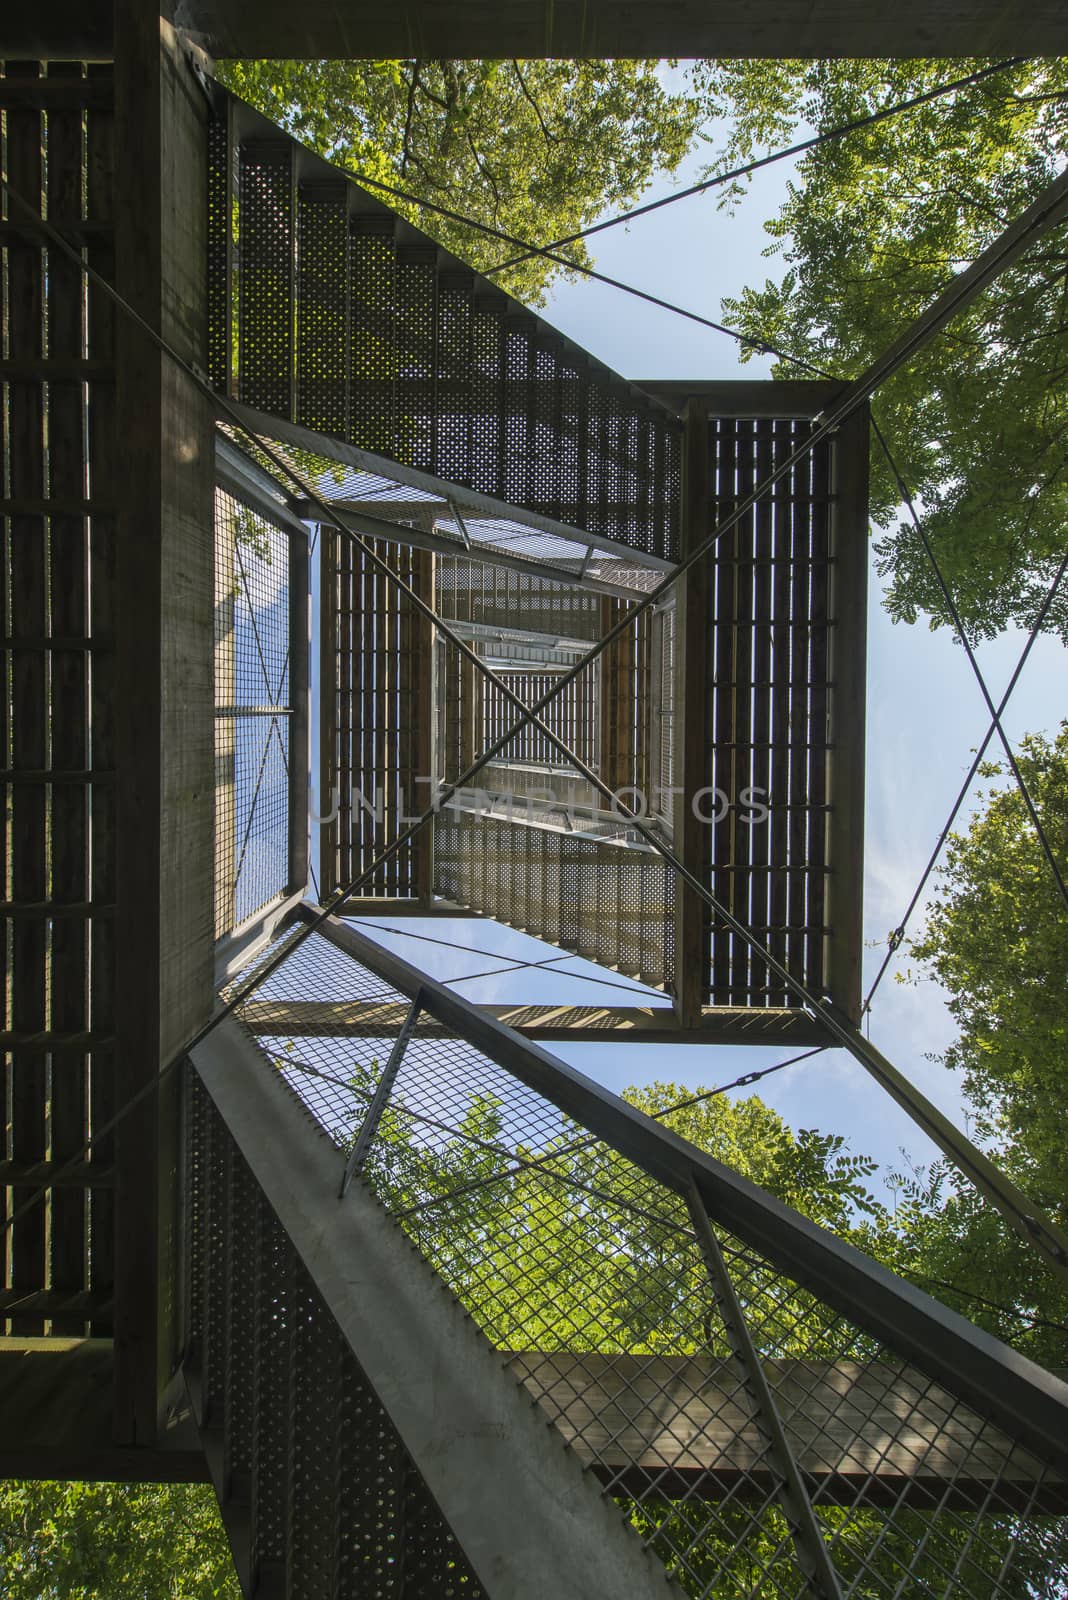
[207,93,681,560]
[184,1070,488,1599]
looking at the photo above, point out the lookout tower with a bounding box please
[1,12,1067,1599]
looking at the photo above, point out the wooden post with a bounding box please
[112,10,215,1446]
[823,405,869,1023]
[673,400,711,1026]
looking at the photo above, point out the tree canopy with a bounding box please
[217,58,702,304]
[902,722,1068,1367]
[699,58,1068,641]
[0,1480,237,1600]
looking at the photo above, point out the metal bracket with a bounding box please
[685,1178,844,1600]
[339,993,422,1197]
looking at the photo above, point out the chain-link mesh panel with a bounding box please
[215,488,292,936]
[184,1067,487,1599]
[717,1230,1068,1596]
[225,927,1068,1600]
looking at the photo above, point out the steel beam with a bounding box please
[686,1182,844,1600]
[227,401,677,574]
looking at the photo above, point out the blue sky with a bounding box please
[333,113,1067,1195]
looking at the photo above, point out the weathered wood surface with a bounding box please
[9,1,1068,61]
[240,998,829,1043]
[0,1338,206,1482]
[508,1352,1068,1511]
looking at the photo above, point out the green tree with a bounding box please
[0,1480,238,1600]
[216,58,702,303]
[698,58,1068,640]
[903,722,1068,1367]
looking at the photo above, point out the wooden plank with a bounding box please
[0,1161,114,1188]
[728,419,755,1003]
[10,0,1068,61]
[710,417,738,1006]
[85,59,117,1338]
[807,432,831,994]
[46,62,92,1336]
[635,381,843,419]
[824,407,870,1023]
[748,419,774,1007]
[6,63,49,1338]
[786,420,811,991]
[318,524,338,898]
[0,77,113,108]
[767,419,793,1005]
[0,1338,206,1483]
[511,1352,1067,1511]
[412,550,435,899]
[672,402,710,1025]
[240,998,828,1045]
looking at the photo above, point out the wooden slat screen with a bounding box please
[706,416,834,1008]
[1,61,116,1336]
[323,539,433,900]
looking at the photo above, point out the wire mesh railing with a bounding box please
[214,487,293,937]
[223,916,1068,1600]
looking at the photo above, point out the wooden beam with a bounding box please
[823,407,869,1023]
[112,10,216,1449]
[510,1351,1068,1512]
[636,381,844,419]
[0,1338,206,1483]
[6,1,1068,60]
[241,998,829,1045]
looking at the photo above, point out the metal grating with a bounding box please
[214,488,292,936]
[207,90,682,560]
[706,418,834,1008]
[1,59,117,1339]
[226,925,1068,1600]
[184,1069,488,1598]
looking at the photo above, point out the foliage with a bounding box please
[216,58,702,304]
[903,722,1068,1367]
[697,58,1068,640]
[0,1480,238,1600]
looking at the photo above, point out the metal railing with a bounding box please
[214,440,310,946]
[219,908,1068,1600]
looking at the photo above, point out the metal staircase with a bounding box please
[184,913,1068,1599]
[206,86,682,566]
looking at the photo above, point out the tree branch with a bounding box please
[400,60,421,178]
[512,60,557,146]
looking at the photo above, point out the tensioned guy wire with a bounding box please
[3,118,1066,1275]
[862,550,1068,1014]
